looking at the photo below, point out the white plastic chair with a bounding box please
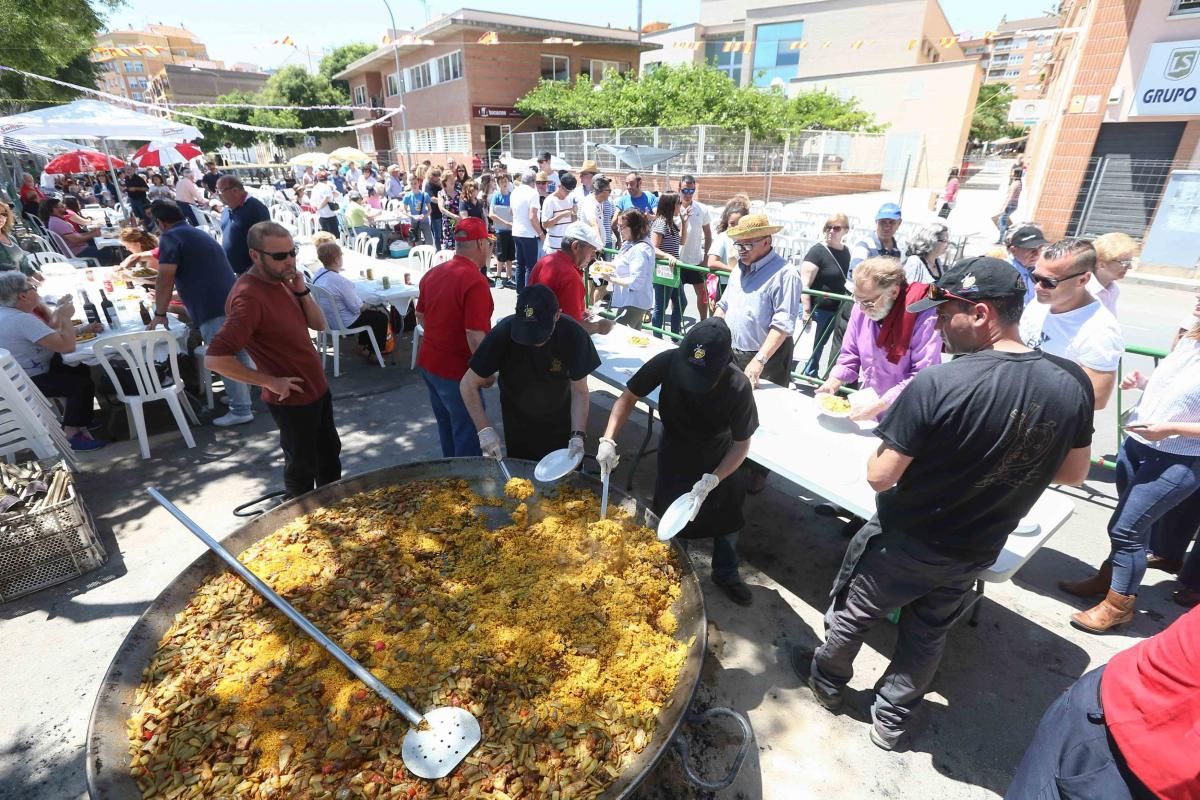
[362,238,379,259]
[46,230,101,269]
[309,284,385,376]
[93,330,198,459]
[28,252,76,271]
[0,349,79,468]
[410,323,424,370]
[352,232,370,254]
[407,245,435,275]
[192,345,214,410]
[430,250,453,267]
[296,213,317,239]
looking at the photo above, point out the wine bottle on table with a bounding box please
[99,289,120,328]
[81,291,101,326]
[138,301,152,326]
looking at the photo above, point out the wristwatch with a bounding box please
[753,353,769,365]
[293,288,311,297]
[154,311,167,318]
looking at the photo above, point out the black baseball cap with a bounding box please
[511,284,559,346]
[1009,225,1048,249]
[671,318,733,393]
[908,256,1027,312]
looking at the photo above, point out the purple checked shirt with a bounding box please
[831,304,943,405]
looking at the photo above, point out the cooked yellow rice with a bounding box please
[127,480,688,799]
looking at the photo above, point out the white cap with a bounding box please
[562,221,603,251]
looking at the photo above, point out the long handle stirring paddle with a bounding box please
[146,487,480,779]
[599,462,611,520]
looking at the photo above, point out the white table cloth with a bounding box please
[63,314,188,366]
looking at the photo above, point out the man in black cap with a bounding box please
[596,318,760,605]
[793,256,1095,752]
[1007,224,1047,305]
[461,284,600,461]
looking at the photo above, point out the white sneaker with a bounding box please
[213,412,254,427]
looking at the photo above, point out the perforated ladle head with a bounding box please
[401,706,482,779]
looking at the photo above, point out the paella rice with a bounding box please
[127,480,689,799]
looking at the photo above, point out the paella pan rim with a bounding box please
[86,457,708,799]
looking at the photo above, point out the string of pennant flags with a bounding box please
[674,35,976,53]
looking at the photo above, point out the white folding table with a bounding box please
[589,328,1077,621]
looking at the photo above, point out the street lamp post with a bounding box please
[381,0,415,174]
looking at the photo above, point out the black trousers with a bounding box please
[826,301,852,376]
[1005,666,1155,800]
[350,308,389,351]
[266,390,342,498]
[318,216,340,236]
[31,357,96,428]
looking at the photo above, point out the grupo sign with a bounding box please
[1130,39,1200,117]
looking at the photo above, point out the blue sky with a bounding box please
[101,0,1056,71]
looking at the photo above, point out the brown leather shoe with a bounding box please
[1146,554,1183,574]
[1058,560,1112,598]
[1070,589,1135,633]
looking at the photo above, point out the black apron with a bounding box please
[651,384,748,540]
[497,350,573,462]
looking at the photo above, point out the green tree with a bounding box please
[514,63,881,139]
[193,90,259,149]
[319,43,375,99]
[252,66,347,145]
[970,83,1025,143]
[0,0,123,111]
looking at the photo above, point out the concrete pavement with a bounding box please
[1,282,1196,800]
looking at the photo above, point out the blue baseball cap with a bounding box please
[875,203,902,221]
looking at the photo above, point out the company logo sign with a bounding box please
[1132,39,1200,116]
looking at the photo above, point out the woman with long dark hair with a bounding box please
[650,192,687,337]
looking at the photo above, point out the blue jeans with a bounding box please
[803,307,837,378]
[679,531,740,584]
[1107,437,1200,595]
[513,236,539,292]
[431,218,444,249]
[198,316,254,417]
[652,284,682,337]
[351,225,386,256]
[420,368,481,457]
[997,202,1017,243]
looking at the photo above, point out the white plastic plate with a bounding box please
[533,448,583,483]
[657,493,699,541]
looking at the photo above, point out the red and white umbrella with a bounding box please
[44,149,126,174]
[131,141,204,167]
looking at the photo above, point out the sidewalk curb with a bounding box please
[1123,272,1200,292]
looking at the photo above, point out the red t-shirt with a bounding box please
[529,250,585,321]
[415,256,494,380]
[207,271,329,406]
[1101,605,1200,798]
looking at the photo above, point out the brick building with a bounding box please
[333,9,655,169]
[145,64,269,107]
[93,24,214,104]
[979,16,1061,101]
[1022,0,1200,277]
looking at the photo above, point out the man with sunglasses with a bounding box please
[147,201,254,427]
[1006,225,1046,305]
[796,256,1094,753]
[1019,238,1124,410]
[677,175,713,320]
[206,221,341,498]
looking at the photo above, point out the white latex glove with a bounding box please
[596,437,619,474]
[568,435,585,460]
[689,473,719,519]
[478,427,503,460]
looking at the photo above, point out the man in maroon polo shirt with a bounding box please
[528,221,614,335]
[416,217,496,456]
[205,221,341,498]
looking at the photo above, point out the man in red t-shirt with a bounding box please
[529,221,614,335]
[416,217,496,456]
[206,221,341,498]
[1006,606,1200,799]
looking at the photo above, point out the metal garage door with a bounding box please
[1070,121,1185,238]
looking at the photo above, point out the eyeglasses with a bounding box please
[252,246,298,261]
[733,237,768,251]
[1114,258,1135,267]
[1029,269,1089,289]
[680,188,695,195]
[823,225,844,232]
[854,291,888,309]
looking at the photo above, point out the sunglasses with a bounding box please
[1029,269,1088,289]
[253,246,298,261]
[823,225,844,232]
[733,237,768,251]
[924,284,974,305]
[680,188,695,195]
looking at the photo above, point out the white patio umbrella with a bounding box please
[502,154,572,176]
[0,100,202,209]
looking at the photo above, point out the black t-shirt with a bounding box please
[462,197,485,221]
[468,315,600,416]
[124,174,148,198]
[628,351,759,447]
[874,349,1094,560]
[803,243,851,310]
[425,181,443,220]
[200,171,222,194]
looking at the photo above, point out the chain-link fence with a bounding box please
[505,125,886,177]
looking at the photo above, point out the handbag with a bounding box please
[327,201,339,211]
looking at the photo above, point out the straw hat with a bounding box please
[725,213,783,240]
[535,170,550,182]
[579,159,599,174]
